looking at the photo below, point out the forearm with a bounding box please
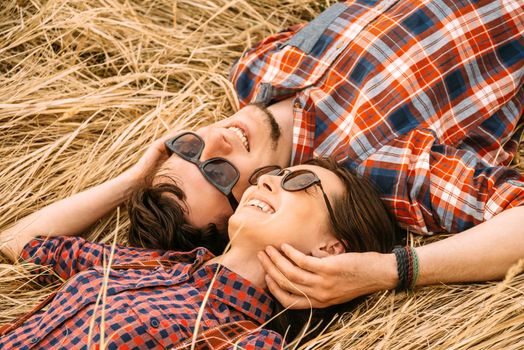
[415,206,524,285]
[0,170,140,261]
[374,206,524,290]
[260,208,524,308]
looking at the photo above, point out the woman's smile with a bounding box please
[245,198,275,214]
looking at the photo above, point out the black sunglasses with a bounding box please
[249,165,337,227]
[164,132,239,210]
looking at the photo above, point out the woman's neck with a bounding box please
[208,246,267,288]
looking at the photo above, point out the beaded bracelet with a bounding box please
[392,246,419,291]
[410,246,419,289]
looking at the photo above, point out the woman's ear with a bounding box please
[311,239,345,258]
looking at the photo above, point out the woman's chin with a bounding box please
[229,207,269,230]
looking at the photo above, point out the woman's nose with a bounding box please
[257,174,279,193]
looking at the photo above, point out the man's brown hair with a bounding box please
[126,176,226,255]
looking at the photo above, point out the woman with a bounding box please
[0,158,397,349]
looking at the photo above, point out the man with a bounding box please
[229,0,524,234]
[224,0,524,307]
[135,0,523,307]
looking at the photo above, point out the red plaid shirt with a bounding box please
[230,0,524,234]
[1,237,282,350]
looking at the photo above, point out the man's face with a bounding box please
[157,103,292,231]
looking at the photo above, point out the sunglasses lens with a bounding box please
[172,133,202,158]
[283,171,317,191]
[249,166,282,185]
[203,160,238,188]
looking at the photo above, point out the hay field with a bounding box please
[0,0,523,348]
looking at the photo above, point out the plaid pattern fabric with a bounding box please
[1,237,282,350]
[230,0,524,234]
[173,320,263,350]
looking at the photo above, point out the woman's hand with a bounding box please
[258,244,397,308]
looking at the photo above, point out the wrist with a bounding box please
[107,170,144,204]
[352,252,398,294]
[380,252,399,291]
[119,168,145,189]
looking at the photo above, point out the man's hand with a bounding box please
[258,244,398,309]
[258,207,524,310]
[126,133,178,181]
[0,131,182,261]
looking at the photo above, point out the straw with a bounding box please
[0,0,522,348]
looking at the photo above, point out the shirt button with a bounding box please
[150,318,160,328]
[293,100,302,109]
[31,337,40,343]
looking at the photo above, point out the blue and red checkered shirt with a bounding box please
[0,237,283,349]
[230,0,524,234]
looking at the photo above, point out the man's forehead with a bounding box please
[157,155,231,227]
[154,158,183,185]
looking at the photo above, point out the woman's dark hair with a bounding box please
[126,175,227,255]
[306,157,398,253]
[267,157,400,344]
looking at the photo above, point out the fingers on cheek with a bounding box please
[259,251,282,277]
[267,247,305,278]
[288,270,307,285]
[265,259,304,287]
[267,275,291,297]
[257,251,271,268]
[265,261,283,280]
[265,275,283,296]
[282,244,309,266]
[270,249,299,275]
[265,246,281,263]
[275,275,289,290]
[266,276,296,308]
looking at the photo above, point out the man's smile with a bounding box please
[227,126,250,151]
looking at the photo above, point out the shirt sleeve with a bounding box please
[19,236,171,282]
[356,128,524,234]
[225,329,284,350]
[229,23,306,106]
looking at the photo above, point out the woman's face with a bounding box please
[228,164,344,254]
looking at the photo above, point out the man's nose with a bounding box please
[199,130,233,160]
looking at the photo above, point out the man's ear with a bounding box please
[311,239,345,258]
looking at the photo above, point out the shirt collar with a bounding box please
[193,263,274,325]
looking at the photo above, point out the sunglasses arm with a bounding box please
[319,185,337,228]
[227,194,239,211]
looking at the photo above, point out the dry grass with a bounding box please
[0,0,522,348]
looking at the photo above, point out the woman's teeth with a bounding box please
[228,126,249,151]
[246,198,274,214]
